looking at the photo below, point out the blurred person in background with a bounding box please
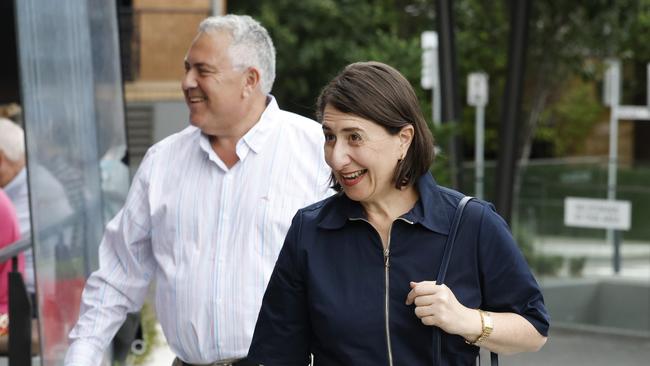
[0,188,24,352]
[0,117,74,307]
[65,14,331,366]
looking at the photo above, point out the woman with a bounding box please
[0,188,24,348]
[248,62,549,365]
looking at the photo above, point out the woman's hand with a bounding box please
[405,281,481,338]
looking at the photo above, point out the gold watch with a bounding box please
[465,309,493,345]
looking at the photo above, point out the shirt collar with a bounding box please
[402,173,452,235]
[241,95,278,155]
[198,95,279,168]
[317,172,452,235]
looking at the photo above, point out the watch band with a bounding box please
[465,309,493,345]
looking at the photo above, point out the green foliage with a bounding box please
[229,0,650,164]
[537,79,605,155]
[515,227,563,277]
[569,256,587,277]
[231,0,422,118]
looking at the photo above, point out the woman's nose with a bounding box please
[326,142,351,170]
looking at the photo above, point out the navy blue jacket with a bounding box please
[248,173,549,366]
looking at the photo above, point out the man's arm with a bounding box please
[64,153,157,366]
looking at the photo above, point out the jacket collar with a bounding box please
[317,172,452,235]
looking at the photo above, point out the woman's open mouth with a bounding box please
[340,169,368,186]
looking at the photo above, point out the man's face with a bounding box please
[182,31,248,135]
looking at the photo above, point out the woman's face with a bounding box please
[322,105,411,204]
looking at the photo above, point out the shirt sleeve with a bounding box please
[64,150,158,366]
[477,203,550,337]
[247,211,312,366]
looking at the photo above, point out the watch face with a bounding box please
[484,312,494,330]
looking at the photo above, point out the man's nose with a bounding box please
[182,69,197,90]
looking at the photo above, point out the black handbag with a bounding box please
[433,196,498,366]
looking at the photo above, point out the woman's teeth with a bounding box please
[342,169,367,179]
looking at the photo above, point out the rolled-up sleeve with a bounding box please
[248,211,311,366]
[478,205,550,336]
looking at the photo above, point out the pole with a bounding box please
[433,84,441,126]
[435,0,463,190]
[606,60,621,274]
[647,63,650,108]
[494,0,530,223]
[475,105,485,199]
[433,47,441,126]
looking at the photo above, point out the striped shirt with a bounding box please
[65,98,332,365]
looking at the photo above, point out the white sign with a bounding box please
[564,197,631,230]
[616,105,650,120]
[467,72,488,107]
[421,31,438,90]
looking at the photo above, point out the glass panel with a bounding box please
[14,0,127,364]
[88,0,129,231]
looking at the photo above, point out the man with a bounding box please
[65,15,331,366]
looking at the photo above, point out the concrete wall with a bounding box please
[596,281,650,332]
[543,279,650,334]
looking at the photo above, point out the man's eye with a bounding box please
[349,133,362,142]
[324,134,336,142]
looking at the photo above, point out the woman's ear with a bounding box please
[399,125,415,155]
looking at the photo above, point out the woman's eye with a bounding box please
[349,133,362,143]
[324,134,336,142]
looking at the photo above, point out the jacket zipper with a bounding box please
[350,217,413,366]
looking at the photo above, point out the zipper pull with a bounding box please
[384,248,390,268]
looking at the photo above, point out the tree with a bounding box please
[229,0,650,168]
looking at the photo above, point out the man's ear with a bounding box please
[242,67,261,97]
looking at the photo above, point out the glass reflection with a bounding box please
[15,0,128,364]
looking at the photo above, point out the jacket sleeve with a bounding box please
[248,211,311,366]
[477,204,550,337]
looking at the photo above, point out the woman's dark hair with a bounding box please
[316,61,435,191]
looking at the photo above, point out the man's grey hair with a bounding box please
[0,118,25,162]
[199,15,276,95]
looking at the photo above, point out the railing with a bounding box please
[0,236,33,366]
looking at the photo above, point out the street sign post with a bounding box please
[468,72,488,199]
[421,31,441,126]
[603,59,650,273]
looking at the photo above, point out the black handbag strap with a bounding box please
[432,196,498,366]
